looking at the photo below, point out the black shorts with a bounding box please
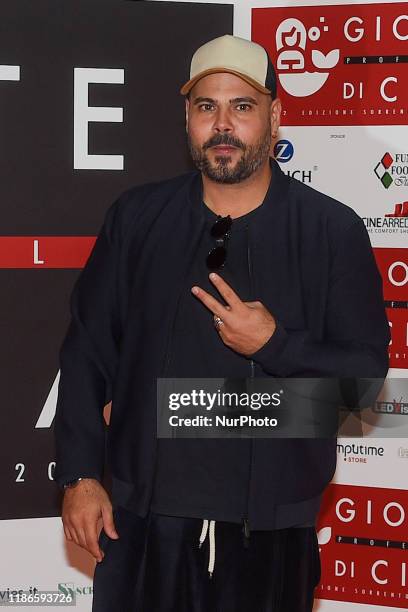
[92,506,321,612]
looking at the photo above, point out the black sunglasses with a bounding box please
[206,215,233,270]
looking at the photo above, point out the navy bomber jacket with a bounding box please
[54,158,390,526]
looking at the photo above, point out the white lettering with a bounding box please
[344,16,364,42]
[372,560,388,585]
[33,240,44,265]
[393,15,408,41]
[336,498,355,522]
[73,67,124,170]
[388,261,408,287]
[381,76,398,102]
[384,502,405,527]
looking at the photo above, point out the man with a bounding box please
[54,35,390,611]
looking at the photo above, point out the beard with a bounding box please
[187,126,272,184]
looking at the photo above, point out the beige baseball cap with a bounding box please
[180,34,277,97]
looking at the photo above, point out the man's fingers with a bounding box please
[102,506,120,540]
[191,286,230,318]
[76,525,88,549]
[208,272,243,309]
[63,526,73,541]
[85,522,104,563]
[63,518,105,562]
[66,523,80,547]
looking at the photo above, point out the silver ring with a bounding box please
[213,315,224,329]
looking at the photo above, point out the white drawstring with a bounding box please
[198,519,216,578]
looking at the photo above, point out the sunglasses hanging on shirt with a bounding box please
[206,214,233,270]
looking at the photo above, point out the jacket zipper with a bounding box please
[243,225,254,549]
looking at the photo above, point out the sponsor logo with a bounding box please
[337,442,385,463]
[58,583,93,597]
[284,168,313,183]
[273,139,294,162]
[374,153,408,189]
[375,152,395,189]
[252,3,408,125]
[363,200,408,236]
[374,398,408,415]
[385,201,408,217]
[273,139,315,183]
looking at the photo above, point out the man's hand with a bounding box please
[61,478,119,563]
[191,272,276,355]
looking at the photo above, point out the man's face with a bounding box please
[185,72,281,184]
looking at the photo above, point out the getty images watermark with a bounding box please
[156,377,408,439]
[167,387,282,429]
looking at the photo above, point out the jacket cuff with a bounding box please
[248,320,290,374]
[54,472,102,490]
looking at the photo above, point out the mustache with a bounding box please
[203,134,245,151]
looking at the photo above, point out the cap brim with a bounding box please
[180,68,271,96]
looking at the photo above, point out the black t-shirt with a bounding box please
[150,197,322,528]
